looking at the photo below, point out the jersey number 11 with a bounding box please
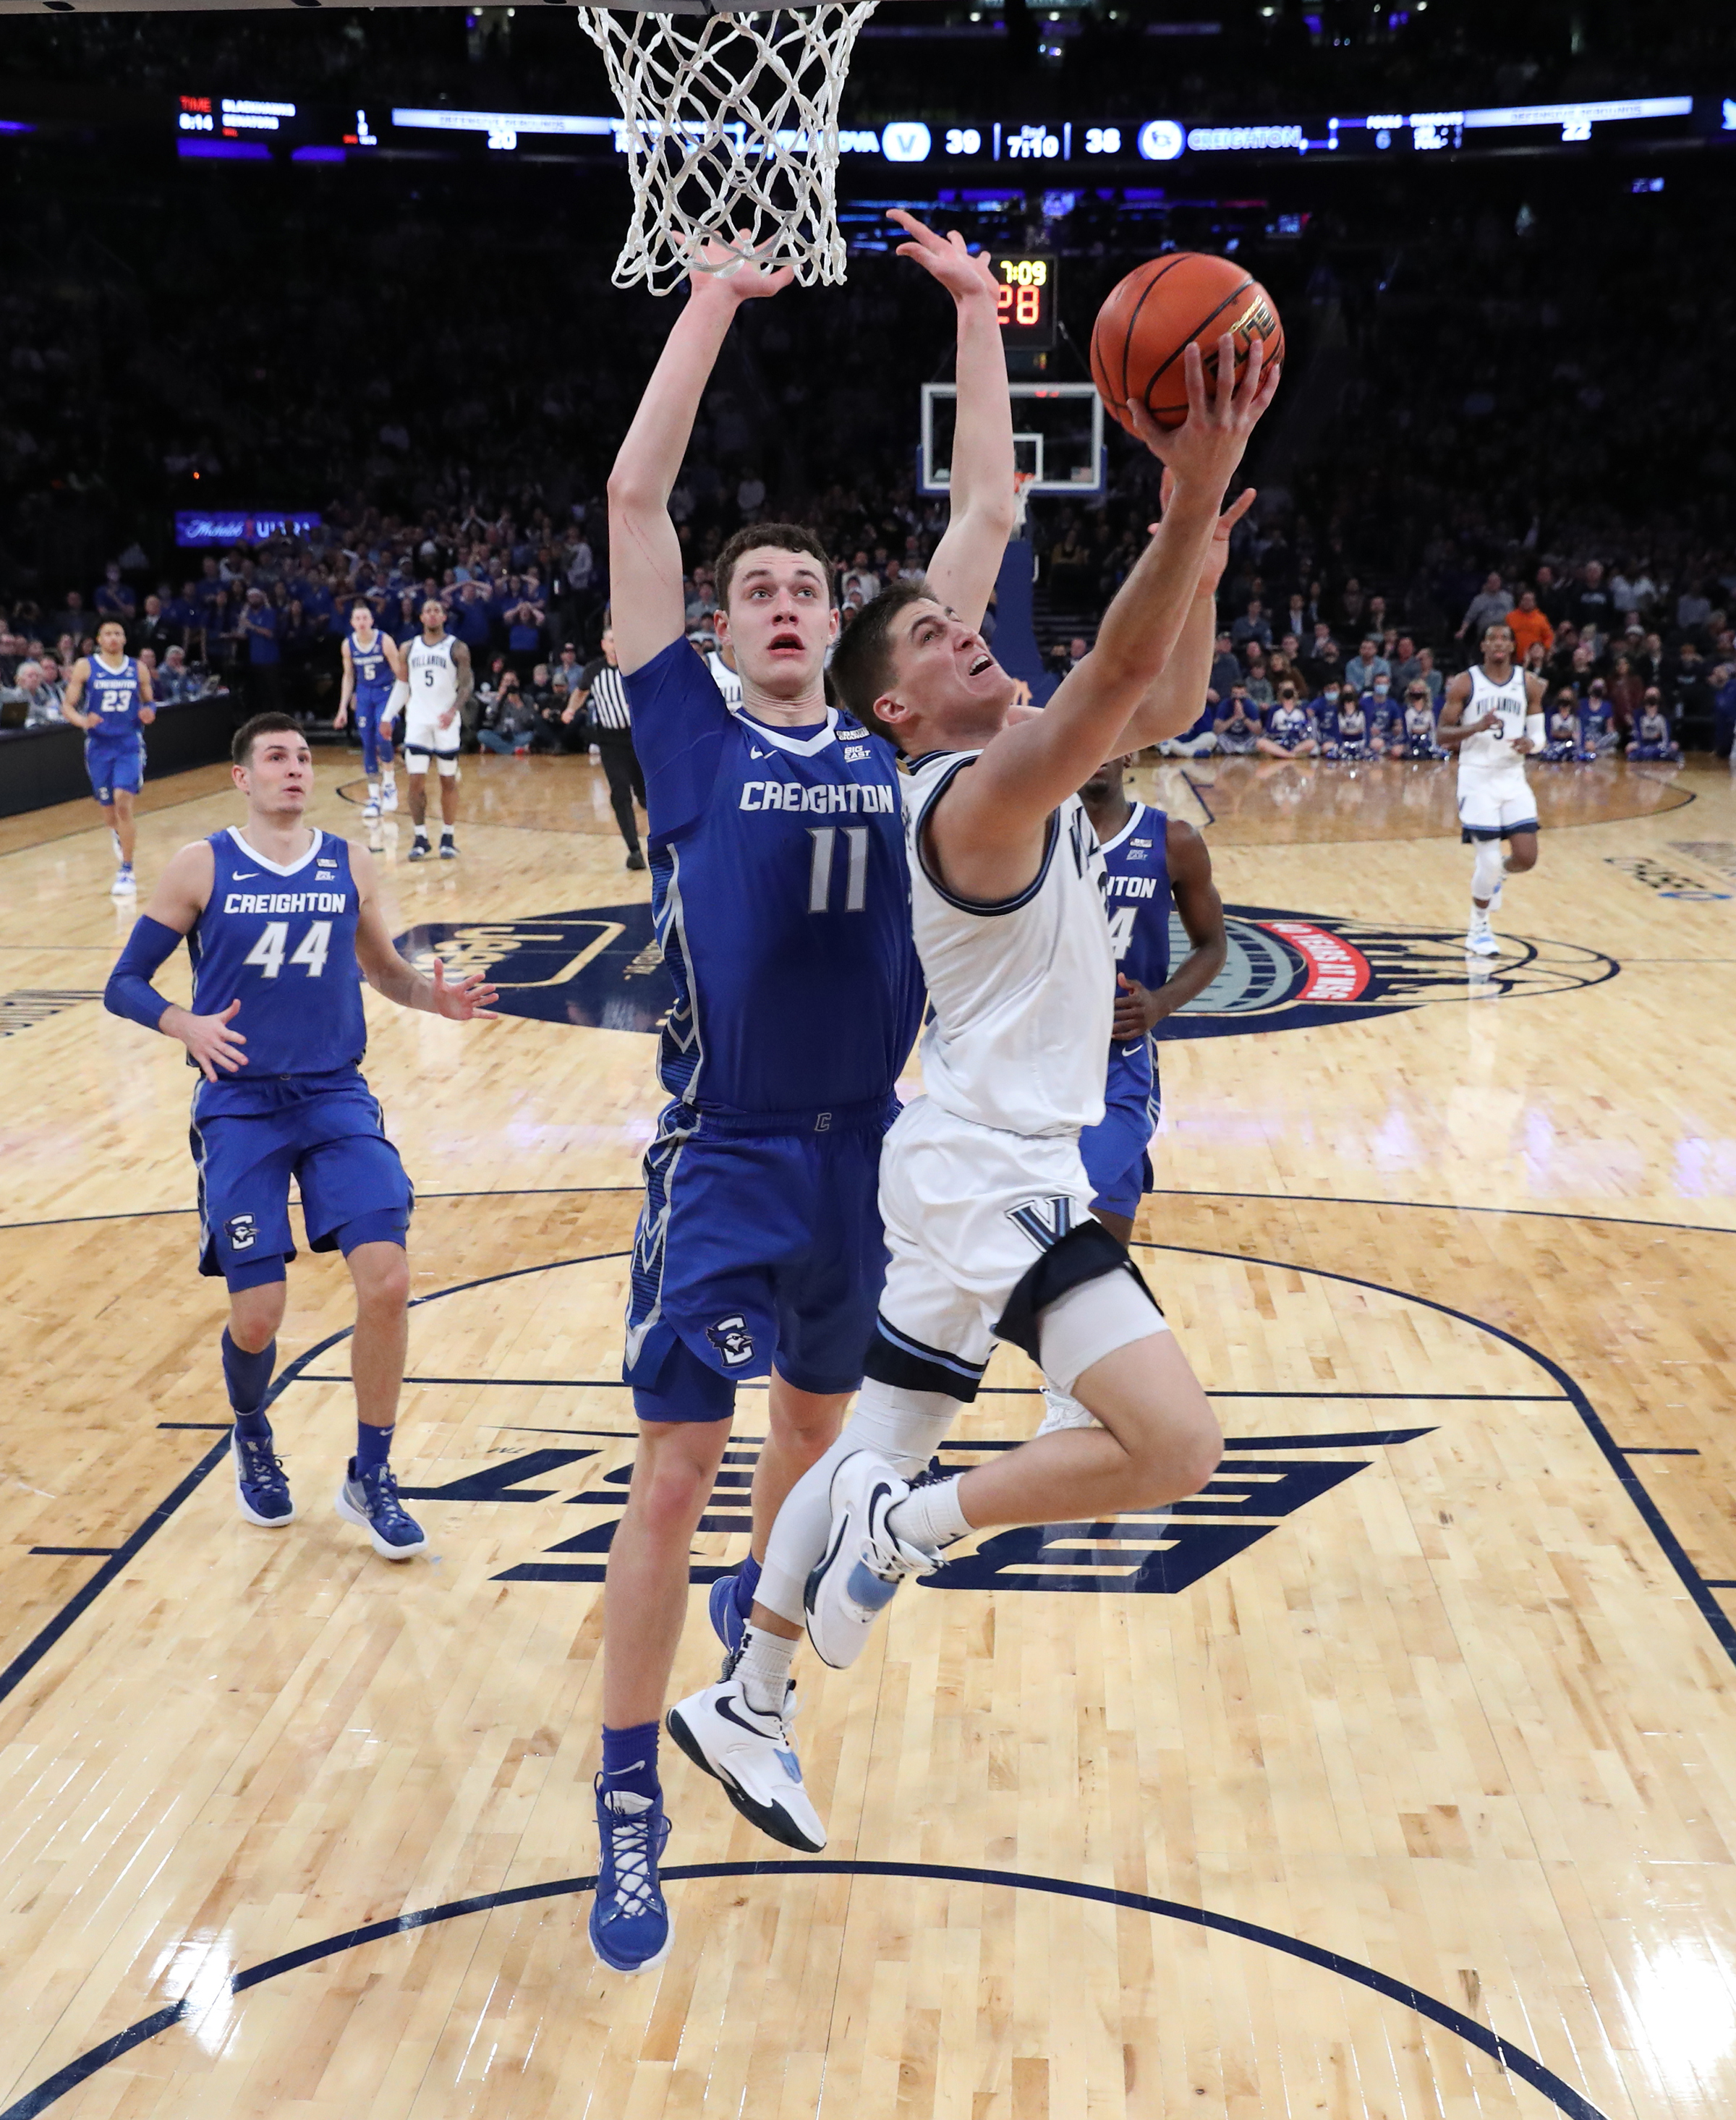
[807,827,869,914]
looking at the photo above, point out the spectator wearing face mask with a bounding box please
[1400,683,1442,759]
[1626,689,1680,763]
[1361,671,1399,751]
[1257,681,1319,759]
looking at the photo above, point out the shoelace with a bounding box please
[238,1436,289,1494]
[603,1807,662,1918]
[362,1465,414,1528]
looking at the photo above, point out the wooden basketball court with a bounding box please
[3,749,1734,2120]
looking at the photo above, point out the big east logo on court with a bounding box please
[397,903,1617,1042]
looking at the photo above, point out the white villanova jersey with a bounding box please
[1459,662,1533,778]
[406,632,459,721]
[706,649,744,710]
[905,748,1113,1139]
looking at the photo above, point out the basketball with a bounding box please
[1090,252,1285,434]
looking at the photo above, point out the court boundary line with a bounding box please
[6,1185,1736,1239]
[0,1860,1611,2120]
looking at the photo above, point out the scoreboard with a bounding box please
[991,254,1057,352]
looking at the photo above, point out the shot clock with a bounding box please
[990,254,1058,351]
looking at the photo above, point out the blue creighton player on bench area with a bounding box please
[592,210,1016,1975]
[103,711,497,1558]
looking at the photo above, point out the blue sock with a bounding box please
[600,1721,661,1806]
[222,1329,275,1434]
[356,1422,393,1477]
[732,1551,762,1618]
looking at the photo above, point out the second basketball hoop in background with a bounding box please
[579,1,877,294]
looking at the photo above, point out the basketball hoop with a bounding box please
[1011,470,1037,533]
[578,1,877,296]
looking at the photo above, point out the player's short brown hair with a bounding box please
[715,522,833,612]
[827,579,937,744]
[232,711,305,765]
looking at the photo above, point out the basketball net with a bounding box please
[578,2,878,296]
[1011,470,1037,534]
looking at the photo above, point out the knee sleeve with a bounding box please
[755,1379,961,1625]
[436,753,460,780]
[1038,1271,1168,1396]
[1471,840,1505,898]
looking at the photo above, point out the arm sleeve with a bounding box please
[1526,713,1546,746]
[622,637,734,843]
[104,914,184,1033]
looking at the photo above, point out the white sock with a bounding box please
[735,1625,797,1715]
[755,1379,959,1627]
[888,1476,973,1554]
[367,780,379,799]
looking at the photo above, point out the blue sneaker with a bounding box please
[333,1459,427,1561]
[589,1777,673,1975]
[708,1570,749,1660]
[231,1427,294,1528]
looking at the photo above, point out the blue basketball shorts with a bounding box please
[1079,1053,1160,1223]
[354,689,395,774]
[624,1094,898,1420]
[86,733,145,805]
[192,1074,414,1291]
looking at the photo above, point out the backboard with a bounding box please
[919,381,1106,500]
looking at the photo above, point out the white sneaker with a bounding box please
[1465,921,1499,958]
[110,865,136,896]
[666,1674,827,1852]
[803,1452,937,1669]
[362,799,380,821]
[380,780,399,812]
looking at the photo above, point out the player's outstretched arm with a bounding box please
[351,846,498,1019]
[932,338,1276,903]
[1118,476,1254,749]
[606,245,793,673]
[336,639,354,728]
[893,211,1018,631]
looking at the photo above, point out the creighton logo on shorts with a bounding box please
[706,1314,755,1367]
[225,1213,258,1251]
[1007,1196,1075,1251]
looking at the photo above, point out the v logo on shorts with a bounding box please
[1006,1196,1075,1251]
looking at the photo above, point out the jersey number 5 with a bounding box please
[807,827,869,914]
[243,921,333,979]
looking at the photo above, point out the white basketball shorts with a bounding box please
[873,1095,1166,1398]
[1457,771,1538,840]
[401,715,461,766]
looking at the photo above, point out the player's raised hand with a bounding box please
[1126,333,1280,496]
[1151,469,1256,597]
[888,210,998,303]
[689,231,795,305]
[173,997,247,1082]
[429,954,499,1022]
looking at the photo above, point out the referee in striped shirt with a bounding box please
[563,623,647,871]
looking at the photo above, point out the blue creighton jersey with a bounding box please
[1099,801,1173,1107]
[347,629,393,699]
[626,638,922,1118]
[86,653,144,735]
[188,827,367,1118]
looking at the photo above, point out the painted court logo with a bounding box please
[452,1430,1437,1595]
[1158,903,1618,1040]
[399,901,1616,1045]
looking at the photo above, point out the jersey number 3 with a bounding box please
[243,921,332,979]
